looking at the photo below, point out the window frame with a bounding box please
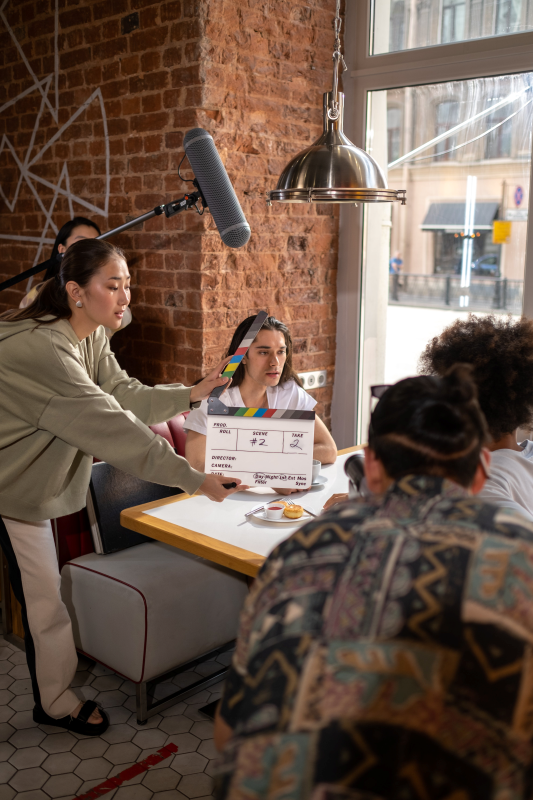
[331,1,533,447]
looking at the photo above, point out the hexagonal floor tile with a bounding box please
[72,736,109,759]
[42,772,83,799]
[101,723,136,744]
[0,674,14,690]
[132,728,167,749]
[95,690,127,708]
[9,727,46,748]
[127,711,163,731]
[105,741,141,766]
[160,702,186,718]
[40,732,77,754]
[91,675,124,692]
[70,670,94,688]
[114,786,151,800]
[8,693,35,712]
[0,740,15,760]
[7,651,27,665]
[177,772,214,798]
[171,751,208,776]
[0,762,16,784]
[8,710,36,729]
[107,706,132,725]
[42,750,81,775]
[151,793,189,800]
[0,784,16,800]
[167,733,200,755]
[106,760,144,785]
[190,721,214,740]
[8,791,49,800]
[0,707,14,723]
[159,715,193,735]
[0,690,14,706]
[197,739,218,760]
[142,766,180,791]
[9,679,33,696]
[8,766,48,792]
[74,756,112,781]
[9,745,47,769]
[0,722,15,742]
[8,664,30,680]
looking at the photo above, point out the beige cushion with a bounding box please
[61,542,248,682]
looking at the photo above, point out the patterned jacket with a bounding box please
[216,475,533,800]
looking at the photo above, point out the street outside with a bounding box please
[384,304,520,385]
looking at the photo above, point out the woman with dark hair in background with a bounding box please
[20,217,101,308]
[0,238,246,737]
[184,315,337,485]
[420,314,533,522]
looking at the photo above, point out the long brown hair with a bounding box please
[1,239,126,323]
[225,315,302,388]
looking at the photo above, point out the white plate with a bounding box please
[312,475,328,486]
[250,508,313,524]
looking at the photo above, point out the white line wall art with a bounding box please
[0,0,110,271]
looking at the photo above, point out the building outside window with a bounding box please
[442,0,467,41]
[485,102,513,158]
[387,106,402,162]
[496,0,523,33]
[435,100,460,160]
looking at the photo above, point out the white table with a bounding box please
[120,447,361,577]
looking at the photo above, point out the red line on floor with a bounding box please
[73,743,178,800]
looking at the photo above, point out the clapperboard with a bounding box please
[206,311,315,488]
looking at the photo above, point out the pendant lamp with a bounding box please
[268,1,406,205]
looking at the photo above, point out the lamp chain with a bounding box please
[328,0,348,121]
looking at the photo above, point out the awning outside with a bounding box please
[421,202,500,231]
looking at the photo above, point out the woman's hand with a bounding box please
[190,357,233,405]
[199,474,249,502]
[323,493,349,510]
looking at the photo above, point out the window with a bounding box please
[332,2,533,449]
[390,1,407,50]
[484,104,513,158]
[435,100,460,160]
[372,0,533,53]
[442,0,466,42]
[496,0,523,33]
[357,74,531,440]
[387,107,402,162]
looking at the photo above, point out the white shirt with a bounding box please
[184,380,317,436]
[479,440,533,523]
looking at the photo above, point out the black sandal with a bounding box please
[33,700,109,736]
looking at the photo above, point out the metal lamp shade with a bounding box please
[269,93,405,204]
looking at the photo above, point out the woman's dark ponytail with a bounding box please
[0,240,125,323]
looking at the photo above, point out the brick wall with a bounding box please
[0,0,339,425]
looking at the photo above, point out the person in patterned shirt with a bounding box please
[213,365,533,800]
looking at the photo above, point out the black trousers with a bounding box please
[0,515,41,707]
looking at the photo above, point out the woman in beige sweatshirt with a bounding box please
[0,238,245,736]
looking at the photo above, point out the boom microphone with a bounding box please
[184,128,251,249]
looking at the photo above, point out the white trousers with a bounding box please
[2,516,79,718]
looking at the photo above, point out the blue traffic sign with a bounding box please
[515,186,524,207]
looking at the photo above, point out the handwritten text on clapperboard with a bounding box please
[206,414,315,488]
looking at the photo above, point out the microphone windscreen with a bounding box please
[184,128,251,249]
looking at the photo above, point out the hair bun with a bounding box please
[441,363,477,405]
[412,401,467,453]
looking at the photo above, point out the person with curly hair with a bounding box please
[419,314,533,521]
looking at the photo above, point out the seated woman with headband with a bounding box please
[185,315,337,489]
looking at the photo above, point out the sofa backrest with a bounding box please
[54,411,191,567]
